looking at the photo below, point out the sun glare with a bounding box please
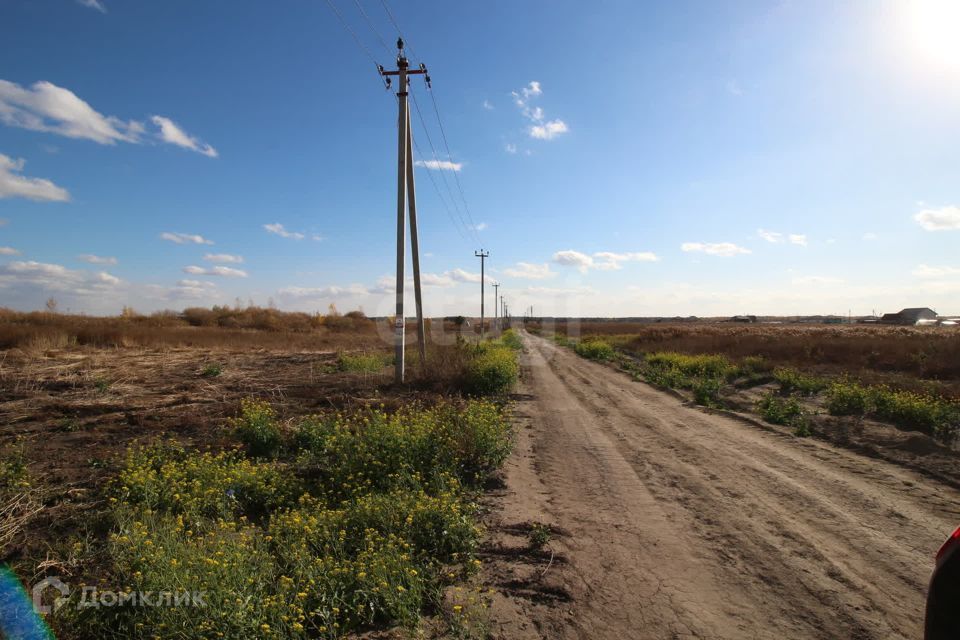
[903,0,960,70]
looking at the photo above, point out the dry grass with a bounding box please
[0,306,391,352]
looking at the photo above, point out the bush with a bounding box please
[692,377,723,406]
[499,329,523,351]
[757,393,804,426]
[574,339,614,361]
[465,345,519,396]
[774,367,827,396]
[824,381,959,443]
[645,352,736,380]
[201,362,222,378]
[231,398,283,458]
[825,381,870,416]
[337,351,391,373]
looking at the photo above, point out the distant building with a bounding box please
[879,308,938,325]
[730,315,758,323]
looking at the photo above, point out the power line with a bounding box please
[427,87,480,235]
[410,132,470,243]
[411,92,478,244]
[373,0,480,243]
[323,0,382,69]
[378,0,418,61]
[351,0,391,53]
[327,0,480,245]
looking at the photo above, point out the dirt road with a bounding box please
[484,332,960,639]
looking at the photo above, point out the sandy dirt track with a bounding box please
[484,332,960,640]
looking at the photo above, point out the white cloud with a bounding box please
[792,275,844,286]
[414,159,462,172]
[78,254,117,265]
[449,268,486,283]
[552,249,659,272]
[203,253,243,264]
[482,100,494,110]
[726,80,743,96]
[469,222,487,231]
[552,250,594,271]
[311,234,324,242]
[0,154,70,201]
[0,247,21,256]
[593,251,660,267]
[420,273,454,287]
[521,81,541,99]
[503,262,554,280]
[757,229,783,243]
[529,119,568,140]
[512,80,568,141]
[151,116,218,158]
[0,80,216,156]
[524,285,596,296]
[77,0,106,12]
[913,264,960,278]
[161,232,213,245]
[914,205,960,231]
[0,260,122,293]
[757,229,806,246]
[0,80,142,145]
[863,232,878,241]
[505,143,517,155]
[681,242,752,257]
[168,279,216,299]
[97,271,120,285]
[177,279,211,288]
[264,223,305,240]
[278,284,369,298]
[182,265,247,278]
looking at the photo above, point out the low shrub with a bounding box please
[757,393,804,426]
[825,381,871,417]
[201,362,222,378]
[528,523,551,549]
[499,329,523,351]
[337,351,391,374]
[574,339,614,361]
[692,377,723,406]
[825,380,959,443]
[645,352,737,380]
[465,345,519,396]
[231,398,283,458]
[774,367,827,396]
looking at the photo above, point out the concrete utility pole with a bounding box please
[500,295,505,327]
[380,39,428,383]
[475,250,489,339]
[492,282,500,332]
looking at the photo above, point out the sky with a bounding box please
[2,0,960,318]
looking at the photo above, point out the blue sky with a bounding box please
[2,0,959,317]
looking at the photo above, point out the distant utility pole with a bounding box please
[475,250,489,339]
[492,282,500,331]
[500,295,505,327]
[380,39,429,383]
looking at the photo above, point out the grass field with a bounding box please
[0,308,522,639]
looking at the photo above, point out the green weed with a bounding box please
[231,398,283,458]
[574,339,614,361]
